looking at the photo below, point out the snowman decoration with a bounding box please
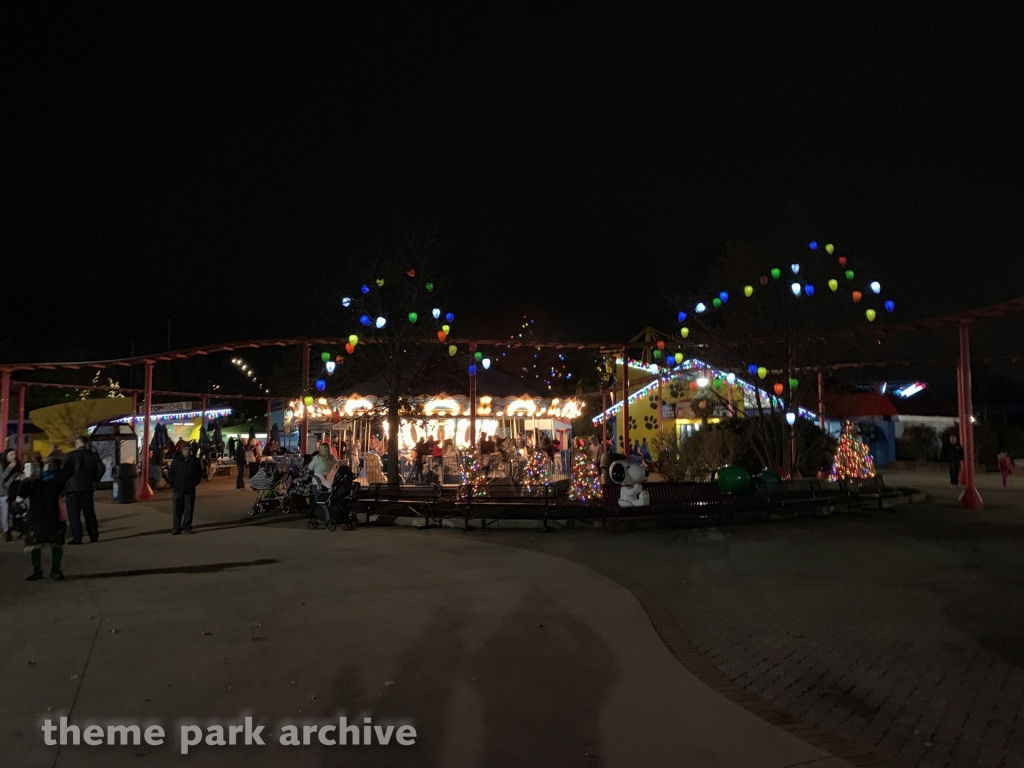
[609,459,650,508]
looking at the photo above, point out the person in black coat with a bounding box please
[234,437,248,489]
[943,434,966,486]
[167,443,204,535]
[19,458,67,580]
[62,436,105,544]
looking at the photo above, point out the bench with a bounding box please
[602,482,743,530]
[842,475,899,510]
[457,483,564,530]
[353,483,446,526]
[753,477,846,516]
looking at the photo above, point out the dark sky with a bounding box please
[3,2,1023,362]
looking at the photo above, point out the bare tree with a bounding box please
[318,219,455,485]
[671,235,892,469]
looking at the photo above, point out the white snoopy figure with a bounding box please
[609,459,650,508]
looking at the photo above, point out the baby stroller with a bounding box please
[8,495,28,537]
[247,464,288,516]
[308,465,360,532]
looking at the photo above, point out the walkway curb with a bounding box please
[597,568,899,768]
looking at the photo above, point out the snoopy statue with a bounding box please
[609,459,650,508]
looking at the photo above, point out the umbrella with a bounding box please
[270,422,279,445]
[198,425,211,452]
[150,422,171,451]
[248,423,256,441]
[212,423,223,449]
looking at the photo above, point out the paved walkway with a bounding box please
[488,470,1024,768]
[0,477,848,768]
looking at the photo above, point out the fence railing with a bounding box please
[339,452,572,486]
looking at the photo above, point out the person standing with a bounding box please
[167,442,203,535]
[235,437,248,490]
[944,434,965,486]
[1,448,19,542]
[998,450,1013,488]
[19,457,67,580]
[62,436,104,545]
[247,438,262,479]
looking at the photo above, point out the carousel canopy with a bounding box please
[293,352,580,422]
[336,351,547,399]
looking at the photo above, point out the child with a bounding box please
[997,451,1013,488]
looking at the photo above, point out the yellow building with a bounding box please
[594,357,802,459]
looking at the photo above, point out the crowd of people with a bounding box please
[1,436,106,581]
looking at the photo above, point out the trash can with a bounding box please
[113,463,138,504]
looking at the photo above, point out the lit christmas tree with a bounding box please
[521,452,548,494]
[830,421,876,480]
[567,450,602,503]
[460,455,486,497]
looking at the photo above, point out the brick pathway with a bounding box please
[504,505,1024,768]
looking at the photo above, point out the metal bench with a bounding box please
[842,475,899,510]
[601,482,741,530]
[457,484,563,531]
[353,483,446,526]
[754,477,847,516]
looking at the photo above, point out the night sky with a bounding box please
[4,2,1023,365]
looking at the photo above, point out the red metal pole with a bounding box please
[956,359,965,484]
[0,369,9,456]
[958,323,983,509]
[137,361,155,501]
[601,390,607,451]
[300,342,310,455]
[621,348,629,455]
[469,342,477,454]
[16,385,26,461]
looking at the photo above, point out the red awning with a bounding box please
[822,393,899,418]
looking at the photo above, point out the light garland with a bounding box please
[593,357,813,426]
[113,408,232,423]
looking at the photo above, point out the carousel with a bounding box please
[284,353,581,482]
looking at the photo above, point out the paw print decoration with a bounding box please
[628,415,638,431]
[648,395,659,410]
[643,414,658,430]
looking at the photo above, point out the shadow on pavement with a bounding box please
[70,558,280,580]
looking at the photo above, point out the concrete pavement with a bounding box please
[486,471,1024,768]
[0,477,849,768]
